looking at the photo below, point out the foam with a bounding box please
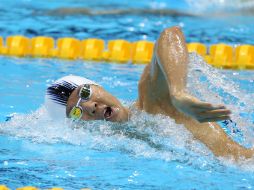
[187,53,254,146]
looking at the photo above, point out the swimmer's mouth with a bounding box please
[104,106,113,120]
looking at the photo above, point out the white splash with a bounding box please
[1,54,254,169]
[187,53,254,146]
[0,105,216,169]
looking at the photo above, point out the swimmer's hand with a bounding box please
[171,92,231,123]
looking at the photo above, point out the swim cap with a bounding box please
[45,75,99,119]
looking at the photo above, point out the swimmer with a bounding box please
[46,26,253,160]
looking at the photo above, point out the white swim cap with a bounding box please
[45,75,99,119]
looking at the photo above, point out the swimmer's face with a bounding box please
[66,85,129,122]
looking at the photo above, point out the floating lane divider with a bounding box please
[0,36,253,69]
[187,43,254,69]
[0,185,92,190]
[0,36,154,64]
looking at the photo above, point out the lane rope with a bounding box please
[0,36,253,69]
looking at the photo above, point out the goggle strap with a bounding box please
[76,98,82,107]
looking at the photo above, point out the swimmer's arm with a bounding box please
[186,120,254,160]
[154,26,231,122]
[154,26,188,94]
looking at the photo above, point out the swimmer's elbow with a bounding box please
[162,26,182,34]
[157,26,184,51]
[156,26,186,58]
[159,26,182,41]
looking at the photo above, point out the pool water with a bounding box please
[1,0,254,189]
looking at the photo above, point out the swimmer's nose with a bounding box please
[82,101,104,118]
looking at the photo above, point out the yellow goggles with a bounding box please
[69,84,92,120]
[69,105,83,120]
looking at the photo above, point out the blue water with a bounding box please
[1,0,254,189]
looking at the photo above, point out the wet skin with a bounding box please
[67,26,253,160]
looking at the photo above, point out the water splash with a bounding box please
[0,105,219,169]
[1,53,254,170]
[187,53,254,146]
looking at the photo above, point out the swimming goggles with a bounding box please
[69,84,92,120]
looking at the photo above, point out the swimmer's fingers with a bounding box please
[197,109,231,122]
[198,116,231,123]
[191,102,226,111]
[199,109,231,118]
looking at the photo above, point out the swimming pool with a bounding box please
[1,0,254,189]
